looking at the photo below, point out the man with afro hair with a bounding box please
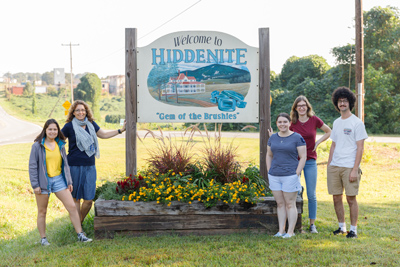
[327,87,368,239]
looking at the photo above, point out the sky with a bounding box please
[1,0,399,78]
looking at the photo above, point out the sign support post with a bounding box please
[125,28,138,176]
[259,28,271,186]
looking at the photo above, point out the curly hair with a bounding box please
[65,100,94,123]
[34,119,66,142]
[331,87,356,112]
[290,95,315,124]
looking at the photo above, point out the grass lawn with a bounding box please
[1,137,399,266]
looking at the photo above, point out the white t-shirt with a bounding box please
[330,114,368,168]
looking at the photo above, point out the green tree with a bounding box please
[280,55,330,89]
[147,63,178,100]
[364,6,400,89]
[32,85,37,114]
[75,73,102,121]
[331,44,356,65]
[23,82,33,95]
[42,71,54,85]
[364,65,400,133]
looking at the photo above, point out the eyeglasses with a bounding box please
[74,109,86,113]
[338,99,349,104]
[297,104,307,108]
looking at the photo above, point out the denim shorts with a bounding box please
[268,173,301,193]
[70,165,97,200]
[41,174,67,194]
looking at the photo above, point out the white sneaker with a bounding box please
[77,232,92,243]
[41,237,50,246]
[310,224,318,233]
[273,232,285,237]
[282,233,295,238]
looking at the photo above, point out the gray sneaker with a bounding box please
[77,232,92,243]
[310,224,318,234]
[41,237,50,246]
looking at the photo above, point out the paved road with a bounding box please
[0,104,42,146]
[133,130,400,143]
[0,102,399,145]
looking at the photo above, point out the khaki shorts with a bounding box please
[327,165,362,196]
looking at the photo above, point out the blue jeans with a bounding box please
[303,159,317,220]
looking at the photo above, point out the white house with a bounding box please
[162,72,205,96]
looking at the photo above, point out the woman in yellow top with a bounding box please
[29,119,92,246]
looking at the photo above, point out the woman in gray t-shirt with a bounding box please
[267,113,306,238]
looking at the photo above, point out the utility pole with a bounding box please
[355,0,364,121]
[62,42,79,103]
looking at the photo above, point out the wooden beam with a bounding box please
[355,0,364,121]
[259,28,271,186]
[125,28,138,176]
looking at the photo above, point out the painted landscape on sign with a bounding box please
[147,63,251,111]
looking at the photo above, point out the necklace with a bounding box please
[299,116,309,126]
[278,133,286,143]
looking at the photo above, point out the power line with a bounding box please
[62,42,79,102]
[77,0,201,68]
[138,0,201,40]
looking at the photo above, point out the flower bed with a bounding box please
[96,169,268,208]
[94,171,303,239]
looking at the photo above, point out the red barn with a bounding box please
[11,86,24,95]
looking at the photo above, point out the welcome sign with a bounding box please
[137,31,259,122]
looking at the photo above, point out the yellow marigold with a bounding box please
[168,202,171,206]
[172,172,175,176]
[122,196,125,201]
[189,201,192,204]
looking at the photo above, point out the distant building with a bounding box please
[162,72,206,96]
[35,86,47,94]
[109,75,125,95]
[11,86,24,95]
[101,79,110,94]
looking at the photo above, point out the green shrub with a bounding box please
[105,114,124,123]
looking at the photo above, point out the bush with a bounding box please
[105,114,124,124]
[200,124,241,184]
[138,127,197,174]
[47,85,58,96]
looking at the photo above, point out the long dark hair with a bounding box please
[34,119,66,143]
